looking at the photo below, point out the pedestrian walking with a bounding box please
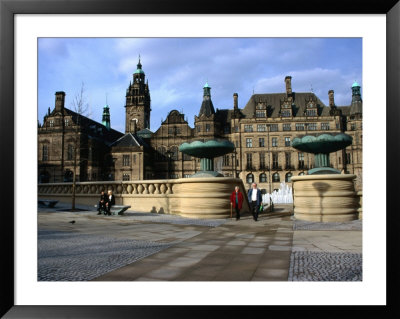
[247,183,262,221]
[105,190,115,216]
[230,186,244,221]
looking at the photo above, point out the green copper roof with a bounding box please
[352,81,360,87]
[204,82,210,88]
[134,68,145,74]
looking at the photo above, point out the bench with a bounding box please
[38,199,59,208]
[94,204,131,216]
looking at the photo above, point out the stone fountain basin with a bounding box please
[179,139,234,158]
[292,133,352,154]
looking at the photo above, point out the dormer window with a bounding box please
[306,109,317,117]
[280,100,292,117]
[256,103,266,118]
[49,120,54,127]
[65,119,69,127]
[281,110,291,117]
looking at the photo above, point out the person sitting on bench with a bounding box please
[97,191,107,215]
[105,190,115,216]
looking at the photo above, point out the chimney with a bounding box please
[233,93,238,110]
[285,76,292,95]
[328,90,335,107]
[55,91,65,112]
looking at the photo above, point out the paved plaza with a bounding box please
[38,202,362,282]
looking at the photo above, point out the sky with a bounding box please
[38,38,362,133]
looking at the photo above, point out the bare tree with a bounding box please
[70,82,90,211]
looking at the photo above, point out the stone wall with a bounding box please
[38,178,250,219]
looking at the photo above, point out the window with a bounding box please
[133,154,137,164]
[346,153,351,164]
[184,174,191,178]
[259,152,266,169]
[123,155,130,166]
[234,126,239,133]
[170,146,178,161]
[42,145,48,161]
[170,174,179,179]
[259,173,267,183]
[270,124,278,132]
[48,120,54,127]
[259,138,265,147]
[256,110,266,118]
[224,125,230,134]
[321,123,330,130]
[223,155,230,166]
[246,138,253,148]
[272,137,278,147]
[244,125,253,132]
[298,152,305,169]
[281,110,291,117]
[308,123,317,131]
[246,153,253,170]
[272,153,279,169]
[296,123,305,131]
[67,144,73,160]
[183,153,191,161]
[299,172,305,176]
[285,152,291,168]
[257,124,266,132]
[283,123,291,131]
[272,172,280,182]
[122,174,130,181]
[246,173,254,184]
[64,119,69,126]
[351,123,356,131]
[206,124,211,132]
[285,172,293,182]
[285,137,291,147]
[306,109,317,116]
[196,125,201,132]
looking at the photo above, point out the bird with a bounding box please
[69,220,75,224]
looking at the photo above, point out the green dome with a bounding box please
[134,68,145,74]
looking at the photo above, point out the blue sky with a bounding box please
[38,38,362,133]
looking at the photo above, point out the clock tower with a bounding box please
[125,56,151,133]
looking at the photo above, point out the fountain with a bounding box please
[172,139,249,219]
[263,182,293,205]
[179,139,234,177]
[290,133,359,222]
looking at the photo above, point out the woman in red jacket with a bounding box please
[230,186,244,221]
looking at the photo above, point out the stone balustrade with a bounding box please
[38,178,250,219]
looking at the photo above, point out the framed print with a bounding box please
[1,0,399,317]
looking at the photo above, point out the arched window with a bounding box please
[299,171,305,176]
[170,146,178,161]
[272,172,280,182]
[259,173,267,183]
[64,170,73,182]
[285,172,293,182]
[157,147,166,161]
[246,173,254,184]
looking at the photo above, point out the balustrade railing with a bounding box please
[38,180,175,196]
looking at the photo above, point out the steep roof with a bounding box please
[110,133,146,147]
[241,92,329,118]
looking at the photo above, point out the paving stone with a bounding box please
[241,247,266,255]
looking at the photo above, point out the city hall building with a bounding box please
[38,58,363,192]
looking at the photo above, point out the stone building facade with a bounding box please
[38,91,123,183]
[38,59,363,192]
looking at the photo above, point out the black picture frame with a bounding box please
[1,0,399,318]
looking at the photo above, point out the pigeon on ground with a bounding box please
[69,220,76,224]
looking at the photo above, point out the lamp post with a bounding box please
[165,150,173,179]
[267,124,271,195]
